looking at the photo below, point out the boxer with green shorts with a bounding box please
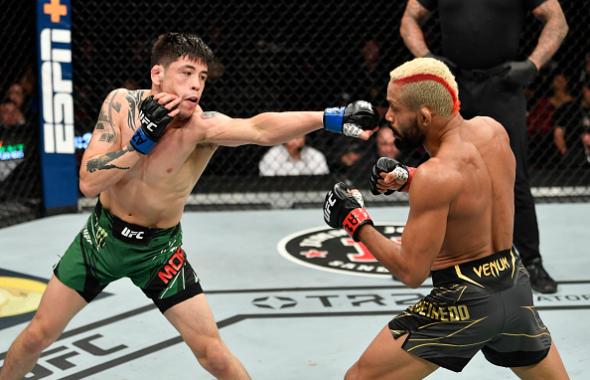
[0,32,377,380]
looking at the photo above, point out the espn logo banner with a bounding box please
[36,0,78,212]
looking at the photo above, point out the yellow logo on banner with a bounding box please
[43,0,68,23]
[0,276,47,318]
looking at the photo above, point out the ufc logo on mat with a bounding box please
[120,227,144,239]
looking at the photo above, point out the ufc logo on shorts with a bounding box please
[121,227,144,239]
[139,110,157,132]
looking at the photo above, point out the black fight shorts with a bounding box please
[389,249,551,372]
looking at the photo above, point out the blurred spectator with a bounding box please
[19,66,36,98]
[328,137,366,185]
[375,126,400,159]
[553,80,590,168]
[329,126,402,187]
[527,72,573,166]
[575,53,590,93]
[350,39,389,117]
[0,100,25,127]
[6,83,25,110]
[583,131,590,164]
[259,135,329,176]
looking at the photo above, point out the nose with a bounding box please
[190,77,203,92]
[385,109,395,125]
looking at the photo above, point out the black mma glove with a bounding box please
[369,157,415,195]
[323,100,379,138]
[324,182,373,241]
[502,59,538,86]
[130,96,174,154]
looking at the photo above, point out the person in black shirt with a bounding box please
[400,0,569,293]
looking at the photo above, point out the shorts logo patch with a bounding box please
[120,227,144,240]
[157,248,185,285]
[278,224,404,278]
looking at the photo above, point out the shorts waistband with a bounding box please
[431,249,519,288]
[94,201,179,245]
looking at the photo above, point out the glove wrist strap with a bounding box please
[323,107,345,133]
[399,167,416,193]
[343,208,373,241]
[130,128,157,155]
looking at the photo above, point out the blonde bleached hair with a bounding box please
[389,57,460,116]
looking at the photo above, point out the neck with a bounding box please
[423,113,463,156]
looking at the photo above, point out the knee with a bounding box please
[196,339,232,376]
[344,362,360,380]
[21,322,57,353]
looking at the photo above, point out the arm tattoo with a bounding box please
[95,91,122,143]
[86,145,135,173]
[126,90,146,131]
[530,1,568,67]
[201,111,218,119]
[99,133,115,143]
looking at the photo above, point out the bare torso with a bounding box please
[430,116,515,270]
[100,89,217,228]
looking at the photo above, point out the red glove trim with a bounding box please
[343,208,373,241]
[399,167,416,193]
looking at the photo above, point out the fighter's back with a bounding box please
[430,116,516,270]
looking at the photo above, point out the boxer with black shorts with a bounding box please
[323,58,569,379]
[400,0,569,294]
[0,32,378,380]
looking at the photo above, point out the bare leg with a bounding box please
[164,293,250,380]
[344,327,438,380]
[0,276,87,380]
[511,343,569,380]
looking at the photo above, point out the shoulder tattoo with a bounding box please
[125,90,146,131]
[201,111,219,119]
[94,90,122,143]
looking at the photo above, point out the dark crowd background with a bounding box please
[1,0,589,226]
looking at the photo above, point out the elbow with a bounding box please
[256,129,277,146]
[400,277,425,289]
[79,176,99,198]
[397,267,429,289]
[258,134,274,147]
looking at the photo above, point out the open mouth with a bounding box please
[184,96,199,106]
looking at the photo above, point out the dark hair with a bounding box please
[151,32,215,68]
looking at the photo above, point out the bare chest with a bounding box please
[124,127,210,185]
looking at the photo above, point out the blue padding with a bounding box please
[323,107,345,133]
[130,128,157,155]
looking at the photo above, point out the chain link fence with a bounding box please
[0,0,42,228]
[2,1,589,226]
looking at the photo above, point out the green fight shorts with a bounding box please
[54,201,202,313]
[388,249,551,372]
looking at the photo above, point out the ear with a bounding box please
[150,64,164,86]
[418,106,432,128]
